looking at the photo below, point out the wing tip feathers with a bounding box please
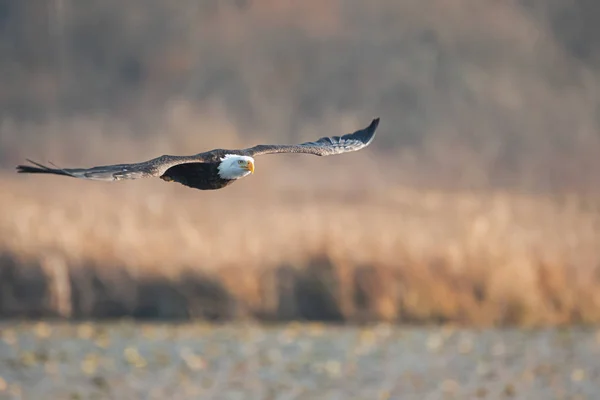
[16,158,73,177]
[368,117,380,133]
[359,117,380,145]
[16,159,45,173]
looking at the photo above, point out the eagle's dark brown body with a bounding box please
[160,161,235,190]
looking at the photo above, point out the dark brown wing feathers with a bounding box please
[243,117,379,157]
[15,155,207,182]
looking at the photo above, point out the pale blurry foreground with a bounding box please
[0,321,599,399]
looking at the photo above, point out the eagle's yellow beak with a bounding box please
[246,160,254,174]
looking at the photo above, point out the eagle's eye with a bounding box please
[237,160,244,165]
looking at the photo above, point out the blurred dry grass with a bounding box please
[2,0,600,325]
[2,147,600,325]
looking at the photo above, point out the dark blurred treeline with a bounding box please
[1,0,600,188]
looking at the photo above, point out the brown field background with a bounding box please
[1,0,600,326]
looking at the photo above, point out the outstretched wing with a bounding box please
[16,155,206,182]
[243,118,379,157]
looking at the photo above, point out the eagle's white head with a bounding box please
[217,154,255,180]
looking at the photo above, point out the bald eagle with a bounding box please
[16,118,379,190]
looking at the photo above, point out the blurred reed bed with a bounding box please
[1,157,600,326]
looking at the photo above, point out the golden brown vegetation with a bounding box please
[2,0,600,325]
[2,157,600,326]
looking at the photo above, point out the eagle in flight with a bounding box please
[17,118,379,190]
